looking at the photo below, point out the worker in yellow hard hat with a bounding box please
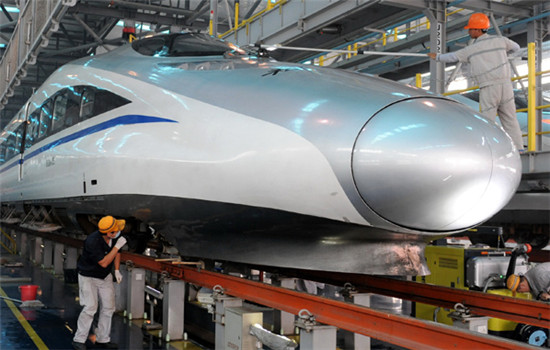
[72,216,128,350]
[428,12,524,152]
[507,262,550,301]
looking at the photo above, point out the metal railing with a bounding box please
[418,42,548,153]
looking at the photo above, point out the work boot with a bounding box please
[95,342,118,349]
[72,341,87,350]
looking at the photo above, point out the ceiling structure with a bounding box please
[0,0,548,127]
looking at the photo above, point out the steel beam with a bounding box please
[68,3,190,28]
[426,0,446,94]
[382,0,531,18]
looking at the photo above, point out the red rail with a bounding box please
[121,252,539,350]
[293,270,550,329]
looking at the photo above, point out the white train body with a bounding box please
[0,34,522,274]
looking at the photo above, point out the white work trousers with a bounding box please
[479,83,524,150]
[73,274,115,344]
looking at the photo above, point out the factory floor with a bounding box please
[1,247,408,350]
[0,249,202,350]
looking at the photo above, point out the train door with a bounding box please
[1,112,26,182]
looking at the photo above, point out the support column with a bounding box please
[424,0,446,94]
[53,243,65,274]
[209,0,218,36]
[65,247,78,269]
[298,324,337,350]
[527,9,544,151]
[353,293,373,349]
[451,314,489,334]
[225,306,263,350]
[32,237,43,264]
[214,295,243,349]
[63,246,79,283]
[19,231,28,257]
[42,240,53,269]
[127,267,145,319]
[162,280,186,341]
[276,277,296,335]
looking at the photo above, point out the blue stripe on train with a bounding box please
[0,115,177,174]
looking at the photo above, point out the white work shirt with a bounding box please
[437,34,520,87]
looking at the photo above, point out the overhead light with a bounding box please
[3,6,20,13]
[317,24,342,35]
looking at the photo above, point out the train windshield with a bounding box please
[132,33,250,57]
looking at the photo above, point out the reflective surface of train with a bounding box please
[0,33,522,275]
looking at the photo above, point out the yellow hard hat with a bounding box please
[464,13,490,30]
[98,215,125,234]
[507,274,520,292]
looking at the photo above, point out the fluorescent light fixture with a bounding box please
[3,6,20,13]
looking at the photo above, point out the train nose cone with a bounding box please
[352,98,521,232]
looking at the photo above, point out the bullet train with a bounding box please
[0,33,522,275]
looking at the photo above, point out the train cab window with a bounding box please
[52,88,81,132]
[38,101,53,139]
[93,89,130,116]
[132,33,245,57]
[132,36,166,56]
[169,34,233,56]
[79,86,129,119]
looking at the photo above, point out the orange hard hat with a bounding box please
[464,13,490,30]
[506,274,520,292]
[98,215,125,234]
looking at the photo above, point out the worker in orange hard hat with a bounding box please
[428,12,524,152]
[72,216,128,350]
[507,262,550,301]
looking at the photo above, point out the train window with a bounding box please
[5,129,20,161]
[15,125,24,154]
[26,112,40,150]
[80,88,95,119]
[5,132,16,161]
[38,100,53,140]
[52,93,68,133]
[66,87,82,126]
